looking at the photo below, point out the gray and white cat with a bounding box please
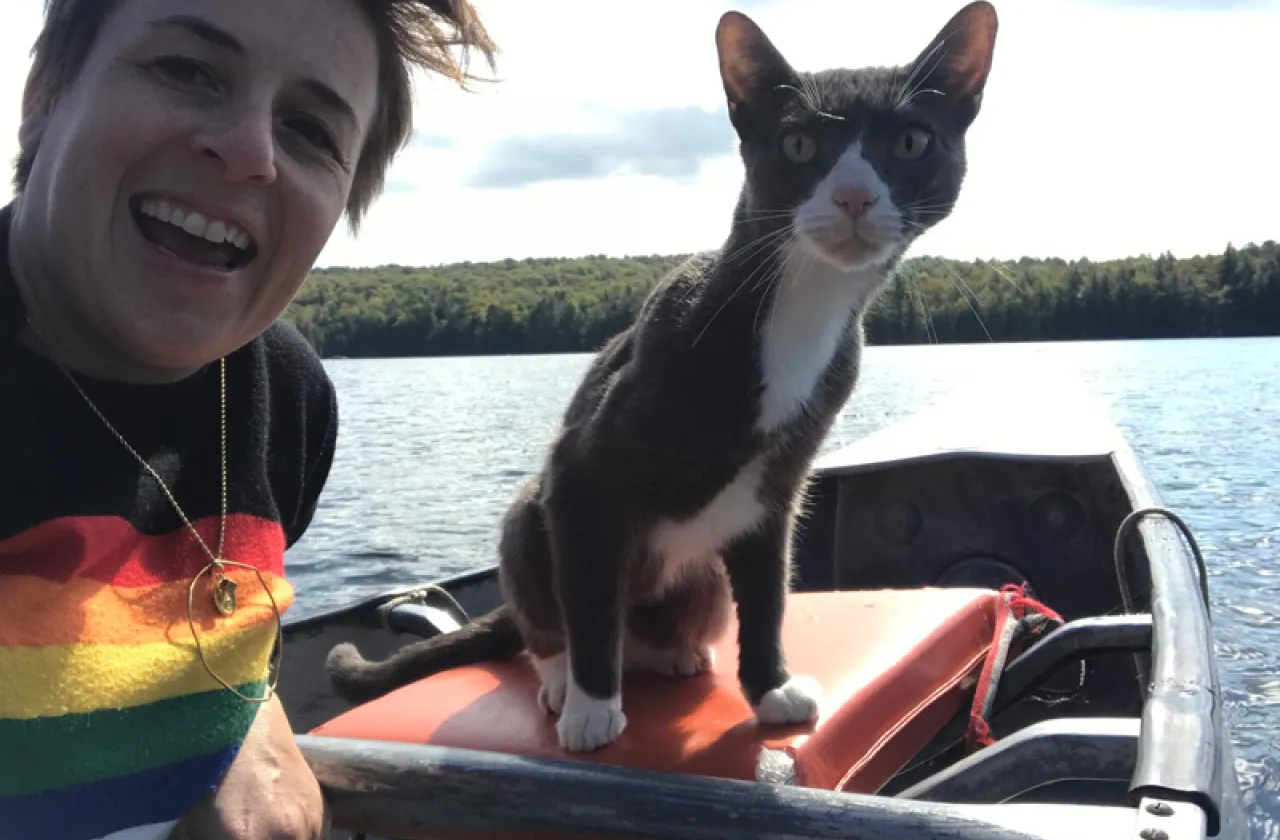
[327,1,998,753]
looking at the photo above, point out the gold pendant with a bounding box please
[212,563,238,616]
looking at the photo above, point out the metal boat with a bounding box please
[279,376,1244,840]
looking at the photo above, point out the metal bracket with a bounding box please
[378,585,470,638]
[1132,797,1208,840]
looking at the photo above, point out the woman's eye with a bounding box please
[150,56,216,89]
[283,116,347,165]
[286,118,329,149]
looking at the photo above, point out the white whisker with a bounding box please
[908,275,938,344]
[691,230,795,348]
[942,263,994,342]
[895,34,952,109]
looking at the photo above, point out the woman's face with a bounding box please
[12,0,380,380]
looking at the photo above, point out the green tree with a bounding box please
[284,242,1280,357]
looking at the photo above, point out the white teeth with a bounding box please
[137,198,253,252]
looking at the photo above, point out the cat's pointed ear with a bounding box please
[716,11,798,124]
[909,1,998,127]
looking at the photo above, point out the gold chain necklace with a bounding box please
[25,320,282,704]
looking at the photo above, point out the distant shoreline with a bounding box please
[287,241,1280,359]
[311,333,1280,363]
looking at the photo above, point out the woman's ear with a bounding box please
[18,67,56,162]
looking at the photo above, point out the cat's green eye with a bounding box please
[892,127,932,161]
[780,130,817,164]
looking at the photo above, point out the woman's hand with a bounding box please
[170,693,330,839]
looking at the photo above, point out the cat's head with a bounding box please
[717,2,997,273]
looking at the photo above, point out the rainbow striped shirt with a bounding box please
[0,515,294,840]
[0,220,339,840]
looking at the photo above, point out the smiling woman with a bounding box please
[0,1,496,839]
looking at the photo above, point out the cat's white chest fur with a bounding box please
[643,246,878,586]
[756,249,876,432]
[647,454,767,586]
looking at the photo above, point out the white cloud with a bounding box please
[0,0,1274,269]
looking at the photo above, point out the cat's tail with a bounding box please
[325,604,526,705]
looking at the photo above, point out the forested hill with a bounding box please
[286,241,1280,359]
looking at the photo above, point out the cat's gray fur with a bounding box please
[326,1,998,753]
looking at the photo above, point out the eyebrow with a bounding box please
[298,80,359,132]
[147,15,360,130]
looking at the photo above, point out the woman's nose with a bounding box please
[192,104,278,185]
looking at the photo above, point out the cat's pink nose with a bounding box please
[832,188,877,219]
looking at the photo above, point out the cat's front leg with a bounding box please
[546,485,629,752]
[723,512,822,725]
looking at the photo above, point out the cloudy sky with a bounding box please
[0,0,1274,269]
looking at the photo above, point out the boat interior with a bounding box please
[279,386,1243,840]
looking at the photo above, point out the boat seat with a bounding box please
[313,588,1004,799]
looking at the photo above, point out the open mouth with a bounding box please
[130,195,258,272]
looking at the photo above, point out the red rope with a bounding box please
[966,583,1063,752]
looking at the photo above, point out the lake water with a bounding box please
[286,336,1280,838]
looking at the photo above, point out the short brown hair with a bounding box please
[14,0,498,230]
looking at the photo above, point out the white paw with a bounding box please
[557,705,627,752]
[670,645,715,677]
[558,680,627,752]
[754,674,822,725]
[625,642,716,677]
[530,653,567,715]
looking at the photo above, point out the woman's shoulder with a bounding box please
[256,319,329,378]
[245,319,336,412]
[237,318,337,470]
[242,320,339,546]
